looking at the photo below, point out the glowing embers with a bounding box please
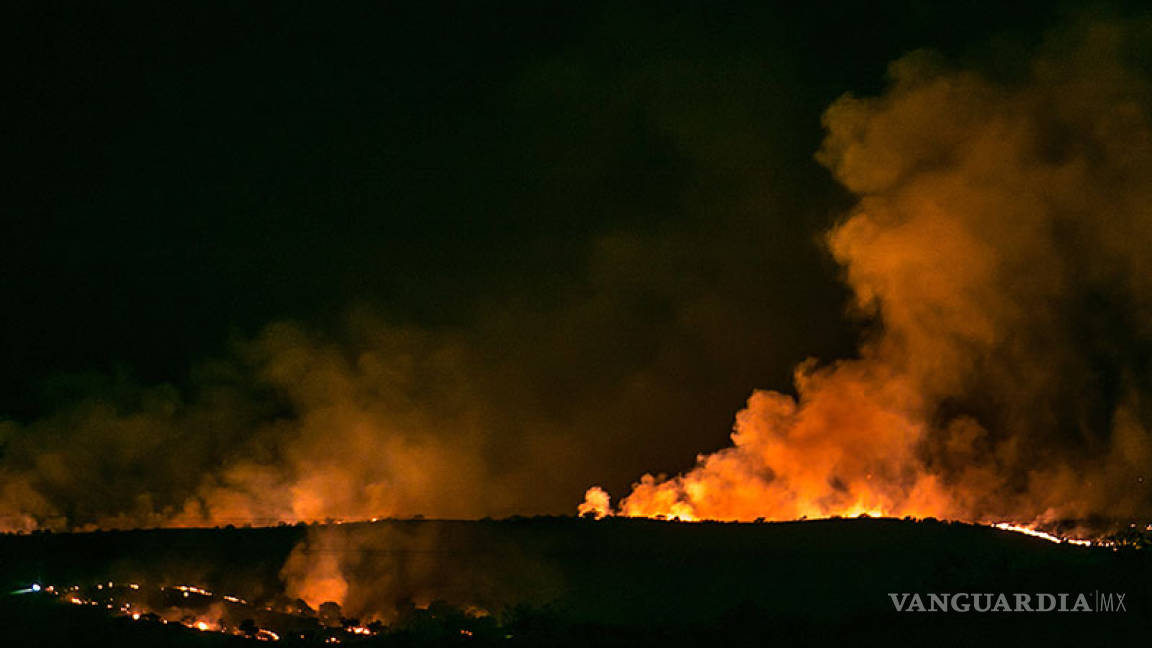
[30,578,508,643]
[170,584,213,597]
[582,503,1111,548]
[37,580,289,641]
[992,523,1097,547]
[993,523,1067,544]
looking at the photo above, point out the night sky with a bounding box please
[4,1,1142,518]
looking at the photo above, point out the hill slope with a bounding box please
[2,517,1149,645]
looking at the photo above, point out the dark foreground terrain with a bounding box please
[2,517,1150,646]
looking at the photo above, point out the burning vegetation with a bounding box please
[0,20,1146,544]
[582,20,1152,532]
[25,580,498,644]
[1,15,1151,647]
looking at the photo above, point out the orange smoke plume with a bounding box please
[586,20,1152,526]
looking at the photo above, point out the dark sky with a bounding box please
[2,1,1125,515]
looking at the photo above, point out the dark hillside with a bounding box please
[2,517,1149,645]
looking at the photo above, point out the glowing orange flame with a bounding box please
[581,30,1152,530]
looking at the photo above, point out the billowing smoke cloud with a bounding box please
[0,319,528,531]
[2,246,804,534]
[5,3,867,534]
[595,19,1152,526]
[0,223,834,534]
[5,14,1151,541]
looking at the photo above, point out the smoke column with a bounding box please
[588,19,1152,526]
